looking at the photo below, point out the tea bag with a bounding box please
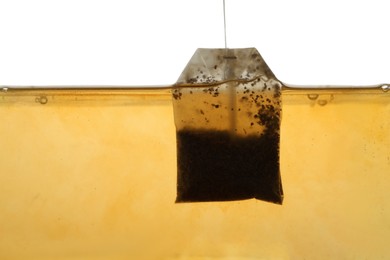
[172,48,283,204]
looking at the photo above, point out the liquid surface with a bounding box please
[0,88,389,259]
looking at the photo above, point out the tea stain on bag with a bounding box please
[173,48,283,204]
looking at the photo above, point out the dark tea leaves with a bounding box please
[176,130,283,204]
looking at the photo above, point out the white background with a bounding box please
[0,0,389,86]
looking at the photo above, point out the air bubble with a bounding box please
[317,100,327,106]
[35,96,48,105]
[307,94,319,100]
[381,84,390,92]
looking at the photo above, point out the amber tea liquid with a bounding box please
[0,86,389,259]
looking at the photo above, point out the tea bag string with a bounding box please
[222,0,237,135]
[223,0,227,49]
